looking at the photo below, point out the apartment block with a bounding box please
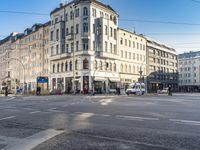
[0,22,50,93]
[118,28,147,90]
[147,39,178,92]
[178,51,200,92]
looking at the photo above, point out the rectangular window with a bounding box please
[71,43,74,52]
[105,25,108,35]
[121,51,123,58]
[65,13,68,22]
[71,26,74,34]
[110,27,113,37]
[93,41,96,51]
[120,38,123,45]
[50,31,53,41]
[76,24,79,34]
[56,29,59,40]
[62,28,65,39]
[133,42,135,48]
[105,41,108,52]
[76,41,79,51]
[92,8,96,17]
[83,40,89,50]
[93,24,96,34]
[114,29,117,40]
[66,44,69,53]
[110,43,113,53]
[114,45,117,54]
[75,8,79,17]
[133,53,135,60]
[61,44,65,53]
[56,45,59,54]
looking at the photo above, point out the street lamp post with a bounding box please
[9,58,26,94]
[70,4,76,95]
[139,66,143,95]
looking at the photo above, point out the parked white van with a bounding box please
[126,82,146,95]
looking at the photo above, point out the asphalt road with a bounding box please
[0,93,200,150]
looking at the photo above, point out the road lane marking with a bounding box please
[95,114,111,117]
[48,109,66,113]
[0,116,16,121]
[74,112,110,117]
[4,129,64,150]
[30,111,41,114]
[24,108,38,111]
[50,108,57,110]
[116,115,159,121]
[170,119,200,126]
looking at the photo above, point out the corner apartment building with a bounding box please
[118,28,147,90]
[178,51,200,92]
[147,39,178,92]
[49,0,119,93]
[0,22,50,93]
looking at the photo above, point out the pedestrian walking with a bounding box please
[168,86,172,96]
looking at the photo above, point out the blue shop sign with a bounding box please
[37,77,48,83]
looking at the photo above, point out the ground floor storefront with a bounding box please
[179,85,200,92]
[147,82,179,93]
[51,75,120,94]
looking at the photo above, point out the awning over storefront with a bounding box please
[94,77,106,82]
[109,78,120,82]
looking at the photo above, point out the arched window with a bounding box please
[57,63,60,72]
[114,63,116,72]
[65,61,68,71]
[83,23,88,33]
[83,7,88,16]
[53,64,55,73]
[121,64,123,73]
[83,58,89,69]
[61,63,64,72]
[69,61,72,71]
[75,59,78,70]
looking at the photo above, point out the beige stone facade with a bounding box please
[49,0,119,93]
[118,28,147,89]
[0,22,50,93]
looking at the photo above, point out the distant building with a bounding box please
[178,51,200,92]
[0,22,50,93]
[146,39,178,93]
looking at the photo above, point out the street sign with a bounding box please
[37,77,48,83]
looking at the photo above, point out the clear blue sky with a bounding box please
[1,0,200,53]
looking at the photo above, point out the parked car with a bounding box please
[159,88,169,94]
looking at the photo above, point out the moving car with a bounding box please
[126,82,146,95]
